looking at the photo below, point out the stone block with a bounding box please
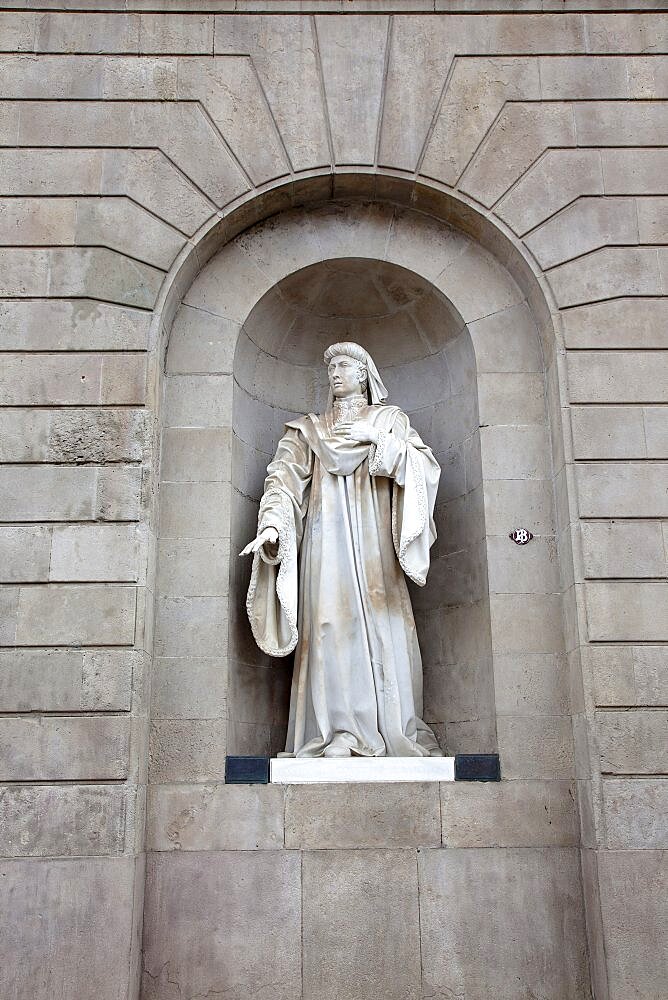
[575,100,668,148]
[0,784,127,858]
[644,405,668,456]
[477,372,545,426]
[96,467,142,521]
[138,14,213,53]
[568,350,668,404]
[302,849,421,1000]
[561,296,668,350]
[142,851,301,999]
[0,12,36,51]
[285,783,440,850]
[597,709,668,774]
[581,520,666,579]
[157,537,229,598]
[0,408,146,464]
[0,716,131,781]
[576,462,668,517]
[0,297,150,351]
[163,373,232,428]
[422,56,539,187]
[571,405,646,459]
[159,482,231,539]
[419,847,588,1000]
[586,645,636,707]
[148,719,226,782]
[315,14,387,166]
[597,849,668,1000]
[551,246,662,307]
[486,535,559,596]
[440,780,578,848]
[49,524,139,582]
[497,716,574,779]
[0,857,137,1000]
[147,783,284,851]
[497,148,602,236]
[35,12,140,53]
[483,478,555,536]
[0,526,51,583]
[480,425,551,480]
[493,652,569,716]
[603,147,668,195]
[585,13,667,53]
[151,656,226,720]
[15,584,136,646]
[215,14,330,173]
[539,54,629,99]
[167,305,238,375]
[529,195,637,271]
[0,648,133,712]
[489,593,564,654]
[161,426,231,484]
[586,581,668,642]
[603,778,668,849]
[461,101,575,209]
[468,301,542,373]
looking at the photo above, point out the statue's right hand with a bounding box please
[239,526,279,557]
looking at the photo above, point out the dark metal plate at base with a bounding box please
[225,755,270,784]
[454,753,501,782]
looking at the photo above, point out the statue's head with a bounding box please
[323,342,388,405]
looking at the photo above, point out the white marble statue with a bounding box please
[240,342,443,758]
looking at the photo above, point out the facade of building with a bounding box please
[0,3,666,998]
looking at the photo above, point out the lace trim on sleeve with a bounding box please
[246,488,298,656]
[368,429,388,476]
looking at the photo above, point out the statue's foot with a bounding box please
[323,733,354,758]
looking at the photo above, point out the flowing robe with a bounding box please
[246,402,442,757]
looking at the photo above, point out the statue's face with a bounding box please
[327,354,365,399]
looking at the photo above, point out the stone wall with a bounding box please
[0,3,667,999]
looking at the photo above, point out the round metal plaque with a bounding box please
[509,528,533,545]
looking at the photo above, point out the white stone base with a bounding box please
[270,756,455,784]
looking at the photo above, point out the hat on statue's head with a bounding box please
[323,341,389,405]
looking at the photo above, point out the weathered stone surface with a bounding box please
[0,716,130,780]
[0,648,134,712]
[561,297,668,349]
[549,247,662,308]
[568,350,668,404]
[597,849,668,1000]
[0,465,141,521]
[154,596,227,657]
[15,584,136,646]
[148,719,226,783]
[159,483,231,539]
[50,524,139,582]
[494,652,569,715]
[486,535,559,595]
[303,849,421,1000]
[0,408,146,463]
[571,405,647,459]
[0,297,150,350]
[497,716,574,779]
[581,520,666,578]
[586,581,668,642]
[603,778,668,849]
[285,783,440,850]
[576,462,668,517]
[0,856,137,1000]
[142,851,301,1000]
[161,427,231,483]
[597,709,668,774]
[419,847,589,1000]
[497,148,602,235]
[163,373,233,427]
[441,780,578,848]
[166,305,237,375]
[157,538,229,597]
[0,784,127,857]
[147,784,284,851]
[483,478,555,536]
[528,196,637,270]
[151,654,225,720]
[0,526,51,583]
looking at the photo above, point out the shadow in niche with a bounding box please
[227,257,496,758]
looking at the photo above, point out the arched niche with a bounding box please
[230,257,491,757]
[153,197,565,779]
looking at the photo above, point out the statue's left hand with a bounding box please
[347,420,379,445]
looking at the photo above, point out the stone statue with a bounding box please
[240,342,443,758]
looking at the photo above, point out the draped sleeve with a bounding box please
[368,410,440,587]
[246,425,314,657]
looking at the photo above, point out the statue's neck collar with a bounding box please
[330,394,367,427]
